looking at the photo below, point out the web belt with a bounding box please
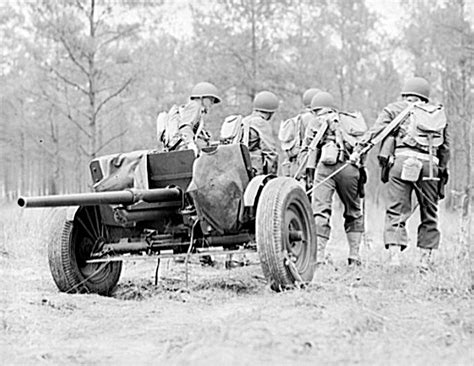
[395,149,439,165]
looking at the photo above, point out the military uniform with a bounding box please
[307,108,364,264]
[362,100,450,251]
[243,111,279,175]
[279,110,317,178]
[174,99,211,153]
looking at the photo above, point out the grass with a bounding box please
[0,201,473,365]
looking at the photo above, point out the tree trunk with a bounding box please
[250,0,257,99]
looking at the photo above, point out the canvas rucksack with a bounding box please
[156,104,182,150]
[403,104,447,148]
[220,115,247,145]
[278,115,302,158]
[337,111,368,147]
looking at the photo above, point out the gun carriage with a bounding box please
[18,144,317,294]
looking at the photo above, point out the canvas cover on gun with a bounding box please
[188,144,250,234]
[92,150,147,192]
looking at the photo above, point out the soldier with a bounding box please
[158,81,221,155]
[241,91,280,175]
[304,92,366,266]
[352,77,449,269]
[278,88,320,179]
[159,82,221,267]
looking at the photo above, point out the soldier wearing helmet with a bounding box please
[278,88,320,179]
[166,81,221,155]
[301,91,366,266]
[240,91,279,175]
[355,76,450,269]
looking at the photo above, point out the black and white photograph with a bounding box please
[1,0,472,364]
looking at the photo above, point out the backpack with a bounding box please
[404,104,447,148]
[156,105,182,150]
[220,115,245,144]
[278,116,302,157]
[338,111,368,147]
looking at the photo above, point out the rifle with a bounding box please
[351,104,415,163]
[306,104,416,197]
[293,119,329,179]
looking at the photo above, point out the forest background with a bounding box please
[0,0,472,211]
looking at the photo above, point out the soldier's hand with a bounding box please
[377,155,389,168]
[349,151,361,165]
[438,167,449,184]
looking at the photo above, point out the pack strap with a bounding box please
[194,112,205,142]
[241,117,251,146]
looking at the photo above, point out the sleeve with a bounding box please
[247,127,260,151]
[301,116,322,150]
[248,127,279,174]
[261,140,279,175]
[179,101,202,148]
[437,123,450,169]
[359,106,397,145]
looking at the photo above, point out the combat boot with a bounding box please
[418,248,434,273]
[388,244,401,267]
[347,231,362,266]
[316,236,329,265]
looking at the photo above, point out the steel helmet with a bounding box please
[401,77,430,101]
[190,82,222,104]
[253,91,279,112]
[302,88,321,108]
[310,91,336,111]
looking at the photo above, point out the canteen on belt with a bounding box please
[401,156,423,182]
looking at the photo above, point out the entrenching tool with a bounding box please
[422,133,440,182]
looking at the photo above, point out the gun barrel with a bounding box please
[17,188,182,208]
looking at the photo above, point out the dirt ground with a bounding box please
[1,204,473,365]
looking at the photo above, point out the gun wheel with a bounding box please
[256,177,317,291]
[48,206,122,295]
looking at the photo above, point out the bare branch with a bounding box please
[50,67,89,95]
[31,86,90,122]
[79,144,89,157]
[58,36,89,76]
[95,5,112,29]
[95,77,133,117]
[32,87,91,138]
[75,0,86,14]
[95,129,128,154]
[97,25,139,51]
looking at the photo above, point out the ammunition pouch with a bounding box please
[320,141,339,166]
[358,167,367,198]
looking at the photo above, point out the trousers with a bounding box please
[312,161,364,239]
[384,156,440,250]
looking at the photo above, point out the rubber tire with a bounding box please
[256,177,317,291]
[48,207,122,295]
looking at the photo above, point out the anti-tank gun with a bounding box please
[18,144,317,295]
